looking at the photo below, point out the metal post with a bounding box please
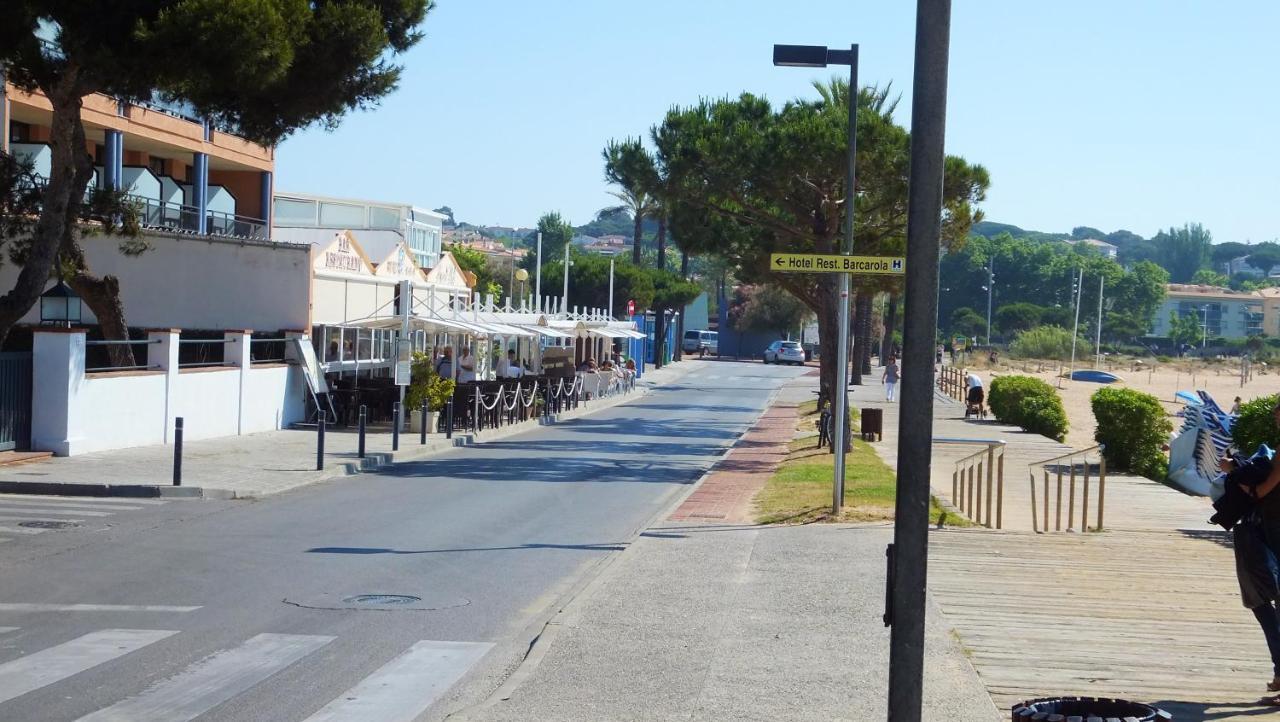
[392,402,401,451]
[985,256,993,346]
[420,400,428,445]
[1066,267,1084,385]
[831,43,859,515]
[446,398,454,439]
[172,417,184,486]
[316,417,325,471]
[888,4,950,717]
[1094,275,1104,368]
[535,232,542,309]
[358,405,366,459]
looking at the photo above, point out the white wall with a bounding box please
[0,231,311,331]
[32,331,308,456]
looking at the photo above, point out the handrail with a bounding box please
[941,437,1006,529]
[86,338,160,346]
[1028,444,1107,533]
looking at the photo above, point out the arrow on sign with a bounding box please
[774,257,786,267]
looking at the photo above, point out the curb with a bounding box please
[0,368,692,500]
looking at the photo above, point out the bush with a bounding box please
[1008,326,1080,361]
[405,352,456,412]
[1232,394,1280,454]
[988,375,1068,441]
[1091,387,1172,480]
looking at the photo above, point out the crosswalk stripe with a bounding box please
[0,494,164,506]
[0,629,177,705]
[0,496,147,510]
[0,627,15,635]
[303,640,494,722]
[0,526,45,535]
[0,516,84,525]
[0,507,113,517]
[0,603,200,613]
[77,633,335,722]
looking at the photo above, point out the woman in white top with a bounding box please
[458,347,477,383]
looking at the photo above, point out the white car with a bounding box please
[763,340,805,365]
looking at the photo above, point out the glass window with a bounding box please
[274,198,317,225]
[319,201,366,227]
[369,206,401,229]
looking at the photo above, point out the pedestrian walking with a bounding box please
[881,355,899,402]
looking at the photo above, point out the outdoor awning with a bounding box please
[588,328,646,340]
[517,324,573,339]
[478,321,537,337]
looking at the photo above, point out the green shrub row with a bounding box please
[1091,387,1171,480]
[1232,394,1280,454]
[987,375,1069,442]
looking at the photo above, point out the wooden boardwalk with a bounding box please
[852,376,1280,720]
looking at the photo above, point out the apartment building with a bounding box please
[1149,284,1264,340]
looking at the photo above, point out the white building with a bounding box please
[272,192,447,269]
[1065,238,1118,259]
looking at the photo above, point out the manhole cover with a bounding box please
[342,594,422,606]
[18,520,78,530]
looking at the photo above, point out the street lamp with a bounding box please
[774,42,858,515]
[40,280,81,328]
[515,268,529,308]
[983,257,994,346]
[1201,305,1209,349]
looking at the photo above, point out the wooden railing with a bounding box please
[938,365,967,402]
[1029,445,1107,533]
[940,438,1006,529]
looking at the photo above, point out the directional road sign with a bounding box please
[770,253,905,275]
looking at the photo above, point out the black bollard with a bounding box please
[392,402,401,451]
[420,400,428,445]
[445,398,454,439]
[316,416,326,471]
[358,405,367,458]
[172,417,184,486]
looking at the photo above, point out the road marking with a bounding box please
[0,603,200,613]
[0,526,44,535]
[0,629,177,704]
[77,633,335,722]
[0,506,114,517]
[0,516,84,525]
[0,627,15,635]
[0,495,152,509]
[304,640,494,722]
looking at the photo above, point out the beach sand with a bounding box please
[967,357,1280,450]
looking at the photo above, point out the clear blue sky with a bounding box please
[276,0,1280,244]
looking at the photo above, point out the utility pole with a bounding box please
[1066,268,1084,385]
[563,243,571,313]
[1094,275,1104,368]
[535,232,542,312]
[608,258,615,319]
[985,256,994,346]
[887,0,950,719]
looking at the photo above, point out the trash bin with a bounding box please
[859,408,882,442]
[1012,696,1171,720]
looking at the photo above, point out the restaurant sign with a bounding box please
[324,233,365,273]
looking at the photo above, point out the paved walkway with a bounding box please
[0,363,698,499]
[458,370,1000,721]
[856,364,1279,719]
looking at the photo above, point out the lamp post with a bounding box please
[1201,305,1209,349]
[983,257,994,346]
[774,42,858,515]
[515,268,529,309]
[40,280,82,328]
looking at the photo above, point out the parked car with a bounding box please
[682,330,718,356]
[763,340,805,365]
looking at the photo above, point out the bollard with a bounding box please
[358,405,367,459]
[445,398,454,439]
[420,400,428,445]
[392,402,401,451]
[316,417,325,471]
[172,417,184,486]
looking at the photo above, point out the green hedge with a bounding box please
[1091,387,1172,480]
[987,375,1069,441]
[1232,394,1280,454]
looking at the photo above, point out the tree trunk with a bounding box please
[656,214,667,270]
[632,212,643,265]
[68,272,135,367]
[857,291,874,375]
[882,293,898,361]
[0,77,87,345]
[814,284,851,453]
[652,308,665,369]
[680,249,689,277]
[674,250,689,362]
[849,290,863,386]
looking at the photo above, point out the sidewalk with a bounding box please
[457,372,1001,722]
[857,364,1279,719]
[0,363,698,499]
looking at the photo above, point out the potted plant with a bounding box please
[407,352,456,433]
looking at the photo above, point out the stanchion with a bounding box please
[316,417,325,471]
[358,405,367,458]
[445,398,454,439]
[172,417,184,486]
[392,402,401,451]
[420,400,428,445]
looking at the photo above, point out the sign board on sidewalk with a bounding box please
[770,253,905,275]
[288,337,328,395]
[394,340,412,386]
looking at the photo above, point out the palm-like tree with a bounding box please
[603,138,658,265]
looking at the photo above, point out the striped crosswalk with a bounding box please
[0,494,167,544]
[0,624,493,721]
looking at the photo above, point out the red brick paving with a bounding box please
[669,403,798,523]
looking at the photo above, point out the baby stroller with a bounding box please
[964,385,986,420]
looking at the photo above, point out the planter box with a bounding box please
[409,409,439,433]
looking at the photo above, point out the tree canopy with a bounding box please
[519,212,574,273]
[728,285,812,335]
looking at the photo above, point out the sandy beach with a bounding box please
[966,356,1280,450]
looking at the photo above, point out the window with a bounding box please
[369,206,401,229]
[319,201,365,227]
[274,198,318,225]
[9,121,31,143]
[148,156,169,176]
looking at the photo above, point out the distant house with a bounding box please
[1226,255,1280,279]
[578,234,630,257]
[1064,238,1118,259]
[1148,284,1264,340]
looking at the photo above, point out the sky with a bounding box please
[275,0,1280,244]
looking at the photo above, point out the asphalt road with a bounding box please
[0,360,807,722]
